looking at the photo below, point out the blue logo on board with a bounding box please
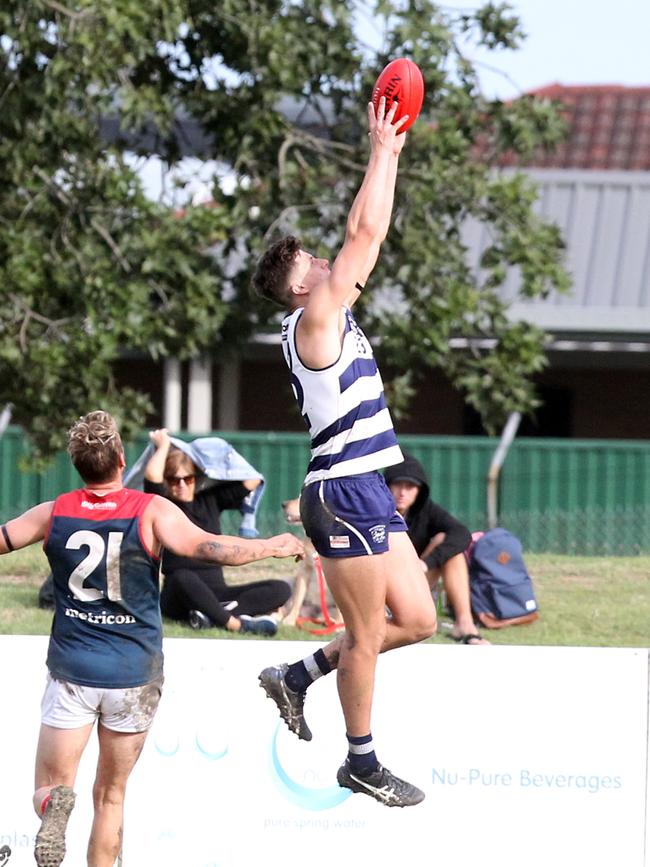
[269,724,351,811]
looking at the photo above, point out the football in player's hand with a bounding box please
[371,58,424,133]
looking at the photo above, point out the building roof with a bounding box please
[469,84,650,340]
[462,167,650,337]
[508,83,650,172]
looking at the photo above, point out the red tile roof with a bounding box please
[517,83,650,170]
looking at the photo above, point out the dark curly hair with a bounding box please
[251,235,303,307]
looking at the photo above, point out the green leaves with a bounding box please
[0,3,229,459]
[1,0,569,458]
[473,2,526,50]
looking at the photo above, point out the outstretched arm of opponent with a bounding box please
[0,503,54,553]
[148,496,304,566]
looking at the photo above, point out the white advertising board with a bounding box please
[0,636,647,866]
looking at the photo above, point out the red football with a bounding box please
[371,58,424,133]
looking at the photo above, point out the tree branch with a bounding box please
[90,218,132,272]
[8,294,74,351]
[33,167,72,206]
[0,80,17,113]
[263,204,323,241]
[41,0,92,21]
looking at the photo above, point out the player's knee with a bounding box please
[92,782,126,810]
[344,622,386,656]
[409,612,437,643]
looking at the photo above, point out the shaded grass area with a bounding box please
[0,546,648,647]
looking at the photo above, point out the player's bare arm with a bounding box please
[146,496,304,565]
[296,97,408,368]
[0,502,54,553]
[339,101,406,299]
[194,534,305,565]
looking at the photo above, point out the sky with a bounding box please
[138,0,650,202]
[437,0,650,99]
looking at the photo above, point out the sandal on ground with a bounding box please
[450,633,488,645]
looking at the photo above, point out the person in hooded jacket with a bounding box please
[384,454,489,646]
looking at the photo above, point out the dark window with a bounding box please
[463,385,573,437]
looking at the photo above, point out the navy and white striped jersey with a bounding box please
[282,306,403,485]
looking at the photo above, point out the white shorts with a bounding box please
[41,673,163,733]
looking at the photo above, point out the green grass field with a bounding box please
[0,545,648,647]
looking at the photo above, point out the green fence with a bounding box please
[1,427,649,555]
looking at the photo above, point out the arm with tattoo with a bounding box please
[194,535,303,566]
[149,496,304,564]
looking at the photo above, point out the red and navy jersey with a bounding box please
[44,487,163,688]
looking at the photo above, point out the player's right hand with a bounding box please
[270,533,306,561]
[367,96,409,155]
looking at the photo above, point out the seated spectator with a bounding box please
[144,429,291,636]
[385,454,489,646]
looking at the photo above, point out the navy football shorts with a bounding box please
[299,471,407,558]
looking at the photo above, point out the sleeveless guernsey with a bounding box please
[282,306,403,485]
[44,487,163,688]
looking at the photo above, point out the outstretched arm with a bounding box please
[306,97,408,319]
[0,502,54,553]
[294,99,408,370]
[148,496,304,565]
[341,112,405,306]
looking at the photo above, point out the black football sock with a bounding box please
[347,733,379,777]
[284,648,332,692]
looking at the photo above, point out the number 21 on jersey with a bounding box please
[66,529,124,602]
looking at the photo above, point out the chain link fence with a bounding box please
[1,428,649,556]
[501,506,650,556]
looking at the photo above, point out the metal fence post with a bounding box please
[487,412,521,529]
[0,404,13,439]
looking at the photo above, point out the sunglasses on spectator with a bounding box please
[165,474,196,485]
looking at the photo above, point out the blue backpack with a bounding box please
[469,528,539,629]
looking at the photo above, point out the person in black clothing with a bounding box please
[144,429,291,636]
[384,454,489,646]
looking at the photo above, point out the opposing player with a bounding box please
[252,97,437,806]
[0,411,303,867]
